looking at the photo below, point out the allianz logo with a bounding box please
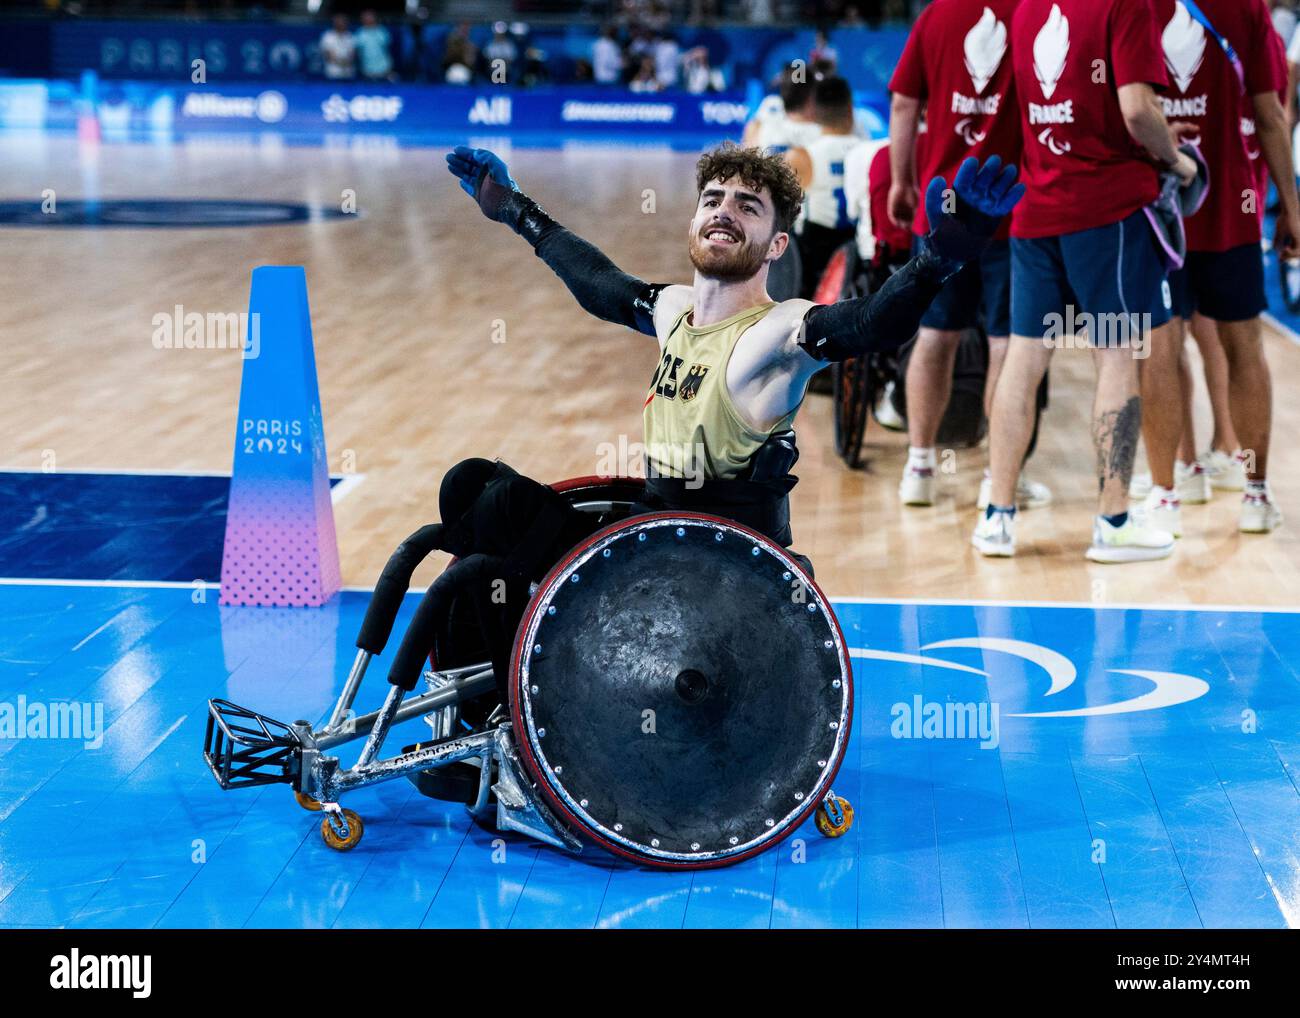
[181,89,286,123]
[850,636,1209,718]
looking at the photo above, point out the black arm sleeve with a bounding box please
[533,226,668,336]
[494,187,667,336]
[798,249,953,363]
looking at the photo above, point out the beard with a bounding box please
[687,226,771,282]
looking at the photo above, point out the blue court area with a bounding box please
[0,471,342,583]
[1,581,1296,929]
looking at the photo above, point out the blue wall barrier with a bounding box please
[0,76,890,145]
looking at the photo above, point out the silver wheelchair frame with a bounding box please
[202,484,852,863]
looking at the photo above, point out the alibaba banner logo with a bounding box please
[849,637,1209,718]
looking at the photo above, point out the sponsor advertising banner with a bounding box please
[0,79,779,143]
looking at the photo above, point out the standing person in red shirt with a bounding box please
[888,0,1039,508]
[972,0,1200,562]
[1137,0,1298,536]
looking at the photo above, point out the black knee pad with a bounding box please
[439,457,509,527]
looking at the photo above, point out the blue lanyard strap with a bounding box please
[1178,0,1246,95]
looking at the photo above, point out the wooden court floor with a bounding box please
[4,135,1300,606]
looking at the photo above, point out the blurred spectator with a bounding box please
[629,55,661,92]
[842,6,865,26]
[593,25,626,84]
[644,1,673,32]
[483,21,519,81]
[355,10,394,82]
[681,46,724,93]
[618,0,660,31]
[320,14,356,81]
[688,0,720,25]
[628,26,657,64]
[442,23,477,85]
[742,0,777,24]
[654,33,681,88]
[810,30,838,71]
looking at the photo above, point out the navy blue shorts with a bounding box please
[1167,243,1266,322]
[915,237,1011,336]
[1011,209,1172,345]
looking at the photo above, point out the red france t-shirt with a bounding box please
[1010,0,1168,239]
[1156,0,1285,251]
[889,0,1023,238]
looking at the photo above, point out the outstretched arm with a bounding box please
[797,155,1024,364]
[446,146,669,336]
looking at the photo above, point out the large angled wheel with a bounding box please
[823,242,872,469]
[508,512,853,869]
[832,354,871,468]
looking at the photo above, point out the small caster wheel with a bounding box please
[295,791,322,812]
[320,808,364,851]
[814,795,853,838]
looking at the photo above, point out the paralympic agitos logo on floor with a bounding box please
[851,636,1210,724]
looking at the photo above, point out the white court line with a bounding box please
[1,577,1298,614]
[0,578,207,589]
[0,578,412,593]
[0,467,365,504]
[833,595,1300,614]
[329,473,365,504]
[0,466,232,477]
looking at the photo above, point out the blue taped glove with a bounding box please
[923,155,1025,275]
[445,146,519,223]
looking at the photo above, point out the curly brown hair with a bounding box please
[695,142,804,236]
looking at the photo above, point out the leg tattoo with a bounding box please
[1093,396,1141,494]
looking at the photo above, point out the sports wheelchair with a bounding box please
[817,241,1050,471]
[815,241,992,469]
[203,476,855,870]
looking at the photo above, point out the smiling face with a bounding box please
[687,177,787,282]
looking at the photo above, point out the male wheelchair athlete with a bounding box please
[203,471,855,870]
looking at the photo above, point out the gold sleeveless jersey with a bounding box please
[642,301,795,481]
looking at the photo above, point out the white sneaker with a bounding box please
[1129,461,1208,503]
[899,463,935,506]
[1240,492,1283,533]
[1176,461,1211,504]
[977,472,1053,510]
[1203,449,1247,492]
[972,510,1016,557]
[1085,515,1175,563]
[1135,486,1182,538]
[874,381,906,431]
